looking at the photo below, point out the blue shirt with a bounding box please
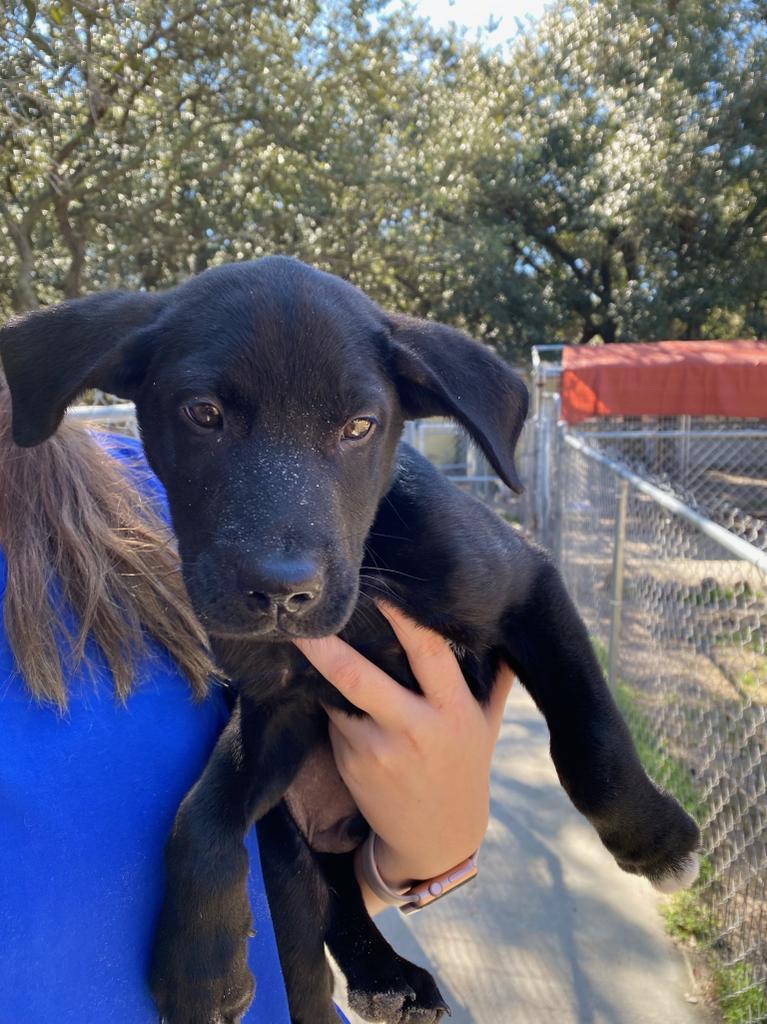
[0,437,295,1023]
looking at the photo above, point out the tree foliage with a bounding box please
[1,0,765,358]
[471,0,767,344]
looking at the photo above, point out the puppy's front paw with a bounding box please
[347,956,450,1024]
[606,786,701,892]
[649,851,700,893]
[152,957,255,1024]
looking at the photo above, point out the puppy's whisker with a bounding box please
[358,579,397,603]
[359,565,428,582]
[381,493,412,530]
[347,600,384,635]
[358,571,397,593]
[360,547,396,586]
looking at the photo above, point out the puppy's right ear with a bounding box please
[0,290,165,447]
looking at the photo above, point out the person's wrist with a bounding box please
[372,837,419,891]
[373,833,479,891]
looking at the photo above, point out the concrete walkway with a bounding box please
[336,686,714,1024]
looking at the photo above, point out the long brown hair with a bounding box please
[0,387,214,709]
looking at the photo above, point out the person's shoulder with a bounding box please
[92,430,145,467]
[93,431,168,513]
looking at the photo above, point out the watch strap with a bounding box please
[359,831,417,908]
[359,831,478,914]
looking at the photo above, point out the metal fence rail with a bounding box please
[574,417,767,555]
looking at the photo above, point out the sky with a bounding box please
[412,0,548,40]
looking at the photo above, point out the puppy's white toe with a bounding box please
[651,853,700,894]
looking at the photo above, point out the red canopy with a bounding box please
[561,340,767,425]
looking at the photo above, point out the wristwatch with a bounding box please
[358,831,479,915]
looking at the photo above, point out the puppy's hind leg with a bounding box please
[258,801,340,1024]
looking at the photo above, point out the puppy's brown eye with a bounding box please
[342,417,376,441]
[183,402,223,430]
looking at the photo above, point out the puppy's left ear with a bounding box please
[388,314,529,493]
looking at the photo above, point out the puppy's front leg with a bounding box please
[150,697,319,1024]
[502,557,700,890]
[258,803,343,1024]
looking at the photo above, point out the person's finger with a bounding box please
[326,714,367,779]
[377,601,468,707]
[485,662,515,737]
[293,634,418,726]
[323,701,378,751]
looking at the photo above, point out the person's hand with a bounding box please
[293,603,514,899]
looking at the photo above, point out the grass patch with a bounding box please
[591,634,767,1024]
[682,581,766,608]
[662,859,714,945]
[590,635,704,818]
[714,962,767,1024]
[665,887,767,1024]
[738,668,766,694]
[712,624,765,657]
[591,635,609,670]
[615,681,705,819]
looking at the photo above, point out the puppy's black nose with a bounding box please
[237,557,323,616]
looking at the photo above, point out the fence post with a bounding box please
[552,417,565,564]
[532,369,546,537]
[607,478,629,690]
[679,413,691,489]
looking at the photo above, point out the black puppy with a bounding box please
[1,258,700,1024]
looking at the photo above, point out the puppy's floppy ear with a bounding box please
[388,314,529,493]
[0,290,165,447]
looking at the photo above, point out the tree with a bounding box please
[467,0,767,343]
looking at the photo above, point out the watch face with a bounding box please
[400,861,478,915]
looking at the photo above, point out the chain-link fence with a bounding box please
[574,417,767,552]
[528,350,767,1023]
